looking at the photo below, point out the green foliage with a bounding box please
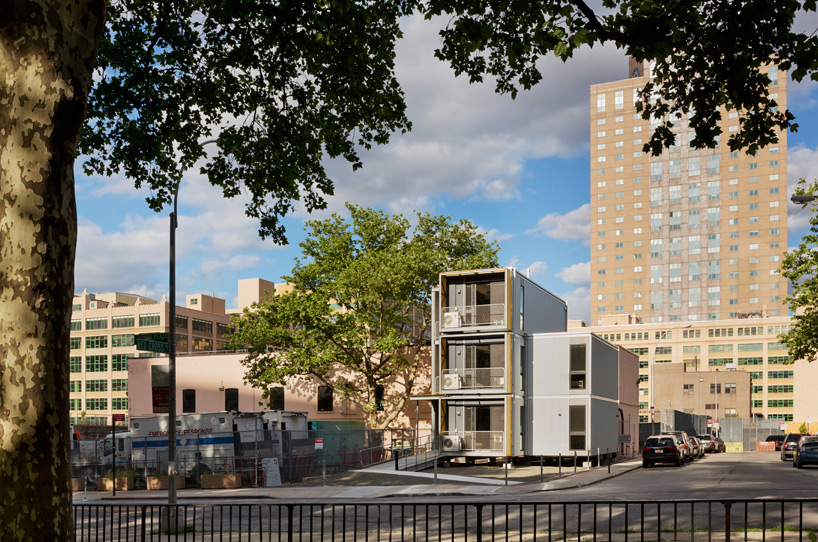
[422,0,814,156]
[229,204,498,429]
[800,422,809,434]
[78,1,818,246]
[81,0,412,243]
[781,179,818,363]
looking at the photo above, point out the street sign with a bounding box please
[112,414,125,422]
[135,333,169,342]
[315,438,324,450]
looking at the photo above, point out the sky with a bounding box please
[74,14,818,325]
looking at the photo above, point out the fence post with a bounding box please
[394,447,399,471]
[504,459,508,486]
[540,455,543,482]
[475,503,483,542]
[558,453,562,476]
[723,501,732,542]
[607,448,610,474]
[574,451,577,474]
[287,504,295,542]
[141,505,147,542]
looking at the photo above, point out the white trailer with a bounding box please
[129,411,307,476]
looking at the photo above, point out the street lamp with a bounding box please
[650,323,692,426]
[791,194,817,204]
[167,139,218,510]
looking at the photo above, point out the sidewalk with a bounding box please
[83,458,644,502]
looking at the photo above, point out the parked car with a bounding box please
[766,434,786,451]
[689,436,705,459]
[661,431,693,461]
[793,436,818,469]
[697,434,716,453]
[642,435,684,468]
[714,437,726,453]
[781,433,809,461]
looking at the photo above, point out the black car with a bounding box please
[766,434,786,451]
[794,436,818,469]
[642,435,684,467]
[781,433,809,461]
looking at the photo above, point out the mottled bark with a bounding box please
[0,1,104,540]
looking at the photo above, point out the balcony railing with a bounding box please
[440,368,506,391]
[440,304,505,329]
[441,431,505,453]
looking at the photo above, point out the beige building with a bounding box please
[589,61,787,325]
[653,363,752,421]
[70,278,274,426]
[577,315,800,423]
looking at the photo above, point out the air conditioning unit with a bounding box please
[442,374,461,390]
[442,311,460,328]
[442,435,461,451]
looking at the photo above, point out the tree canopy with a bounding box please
[4,0,818,538]
[228,204,499,429]
[781,180,818,363]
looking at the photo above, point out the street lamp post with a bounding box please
[650,323,692,428]
[167,139,218,514]
[714,372,719,437]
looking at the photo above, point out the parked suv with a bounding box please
[642,435,684,468]
[781,433,808,461]
[697,434,716,453]
[766,434,786,451]
[794,436,818,469]
[661,431,693,461]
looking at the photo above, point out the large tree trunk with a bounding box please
[0,1,103,539]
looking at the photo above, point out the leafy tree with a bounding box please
[4,0,818,538]
[781,179,818,363]
[228,204,499,430]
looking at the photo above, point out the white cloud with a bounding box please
[525,261,549,278]
[527,203,591,244]
[787,145,818,233]
[314,15,624,214]
[557,261,591,286]
[560,286,591,324]
[479,227,516,243]
[505,255,520,269]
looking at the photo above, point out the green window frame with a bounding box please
[85,335,107,349]
[69,356,82,373]
[69,399,82,410]
[85,355,108,372]
[768,371,794,379]
[738,343,763,352]
[85,398,108,411]
[111,334,134,348]
[112,316,135,329]
[70,320,82,331]
[86,379,108,392]
[139,314,161,327]
[69,380,82,392]
[111,379,128,392]
[112,398,128,410]
[70,337,81,350]
[86,317,108,330]
[111,354,129,372]
[768,356,790,365]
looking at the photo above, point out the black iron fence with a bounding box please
[74,499,818,541]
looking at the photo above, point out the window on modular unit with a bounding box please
[569,405,587,450]
[224,388,239,411]
[519,284,524,331]
[269,387,285,411]
[570,344,587,390]
[317,386,334,412]
[182,389,196,413]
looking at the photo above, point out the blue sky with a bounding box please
[73,15,818,324]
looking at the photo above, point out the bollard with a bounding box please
[504,459,508,486]
[558,453,562,477]
[540,455,543,482]
[394,448,399,471]
[574,451,577,474]
[607,448,610,474]
[322,461,326,485]
[434,459,438,484]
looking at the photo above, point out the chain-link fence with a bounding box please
[71,428,390,489]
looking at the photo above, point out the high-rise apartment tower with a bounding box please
[589,60,788,325]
